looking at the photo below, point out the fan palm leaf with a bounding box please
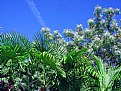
[33,30,67,60]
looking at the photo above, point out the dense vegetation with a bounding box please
[1,6,121,91]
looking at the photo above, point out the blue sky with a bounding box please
[0,0,121,40]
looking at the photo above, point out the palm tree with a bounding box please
[32,29,67,90]
[33,28,67,59]
[0,32,31,90]
[85,55,121,91]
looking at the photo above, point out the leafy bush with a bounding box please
[1,5,121,91]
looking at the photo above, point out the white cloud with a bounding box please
[25,0,46,27]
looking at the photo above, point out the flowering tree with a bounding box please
[85,6,121,66]
[63,6,121,66]
[40,5,121,66]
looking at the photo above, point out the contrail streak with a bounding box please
[25,0,46,27]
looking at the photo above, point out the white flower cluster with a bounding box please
[103,7,120,16]
[76,24,83,32]
[108,7,114,13]
[103,31,115,43]
[103,8,108,14]
[63,29,74,38]
[90,36,102,51]
[41,27,50,34]
[103,7,114,15]
[100,19,106,26]
[114,49,121,56]
[94,6,102,17]
[84,28,93,38]
[95,6,102,12]
[41,27,66,44]
[110,20,118,30]
[53,30,62,39]
[88,18,94,25]
[115,8,120,14]
[74,32,84,43]
[41,27,54,40]
[94,37,100,41]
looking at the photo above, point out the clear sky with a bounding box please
[0,0,121,40]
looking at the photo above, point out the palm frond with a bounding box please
[33,31,67,60]
[85,55,121,91]
[31,49,66,78]
[0,31,31,66]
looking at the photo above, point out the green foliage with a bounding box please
[84,55,121,91]
[1,5,121,91]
